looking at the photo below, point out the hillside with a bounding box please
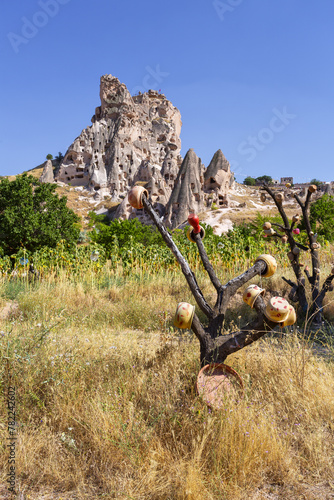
[5,163,320,233]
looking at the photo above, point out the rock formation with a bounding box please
[39,159,54,184]
[55,74,234,227]
[56,75,182,198]
[204,149,234,208]
[164,149,205,228]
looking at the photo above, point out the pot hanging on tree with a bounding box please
[254,254,277,277]
[275,193,284,204]
[128,186,149,209]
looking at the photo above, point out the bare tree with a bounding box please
[260,184,334,326]
[132,192,292,367]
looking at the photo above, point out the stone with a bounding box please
[54,74,235,228]
[39,159,54,183]
[164,149,205,228]
[56,74,182,199]
[204,149,234,207]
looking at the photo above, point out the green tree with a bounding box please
[256,175,272,184]
[46,154,53,160]
[55,152,64,165]
[309,178,322,187]
[89,217,164,256]
[0,174,80,256]
[243,176,256,186]
[309,193,334,241]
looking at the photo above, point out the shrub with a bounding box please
[0,174,80,256]
[309,193,334,242]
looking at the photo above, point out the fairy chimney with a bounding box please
[39,159,54,184]
[164,149,205,228]
[204,149,234,207]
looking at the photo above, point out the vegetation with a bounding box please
[256,175,273,184]
[54,152,64,165]
[243,176,256,186]
[243,175,273,186]
[309,193,334,242]
[310,178,322,187]
[260,185,334,325]
[0,266,333,499]
[90,217,165,253]
[0,174,80,256]
[0,182,334,497]
[46,154,53,160]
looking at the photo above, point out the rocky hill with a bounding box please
[41,74,234,228]
[34,161,326,235]
[33,74,330,234]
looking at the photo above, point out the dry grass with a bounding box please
[0,271,333,499]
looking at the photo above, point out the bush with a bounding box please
[89,218,164,256]
[243,176,256,186]
[309,193,334,242]
[256,175,272,184]
[0,174,80,256]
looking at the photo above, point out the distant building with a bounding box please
[272,179,279,185]
[281,176,293,185]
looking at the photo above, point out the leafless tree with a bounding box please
[261,184,334,326]
[140,194,285,367]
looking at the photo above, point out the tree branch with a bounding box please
[203,295,278,364]
[282,276,296,288]
[193,232,222,291]
[261,184,290,229]
[271,222,287,232]
[304,266,312,284]
[217,260,266,315]
[296,242,309,251]
[142,195,214,319]
[318,272,334,302]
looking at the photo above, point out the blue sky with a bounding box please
[1,0,333,183]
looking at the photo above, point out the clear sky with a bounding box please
[1,0,333,183]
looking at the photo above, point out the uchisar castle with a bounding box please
[40,75,234,228]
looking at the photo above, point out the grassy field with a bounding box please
[0,264,334,499]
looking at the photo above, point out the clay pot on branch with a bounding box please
[128,186,149,209]
[254,254,277,277]
[264,296,292,323]
[243,284,265,308]
[275,193,284,204]
[187,213,205,242]
[264,228,275,236]
[174,302,195,329]
[187,226,205,242]
[279,306,297,327]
